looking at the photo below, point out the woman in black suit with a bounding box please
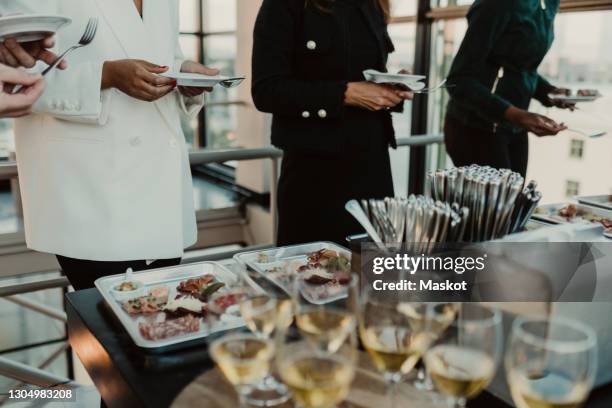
[252,0,411,246]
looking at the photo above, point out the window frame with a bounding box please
[180,1,240,149]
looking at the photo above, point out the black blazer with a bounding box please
[252,0,398,153]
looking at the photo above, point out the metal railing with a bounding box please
[0,134,443,241]
[0,135,442,181]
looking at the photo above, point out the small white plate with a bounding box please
[161,72,229,88]
[0,14,71,43]
[363,69,426,90]
[548,93,601,103]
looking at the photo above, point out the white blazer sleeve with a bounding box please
[33,61,112,126]
[2,0,111,125]
[170,4,205,118]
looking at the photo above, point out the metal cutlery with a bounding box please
[219,77,245,89]
[566,128,607,139]
[12,17,99,94]
[425,165,542,242]
[345,200,385,251]
[347,195,469,254]
[412,79,456,94]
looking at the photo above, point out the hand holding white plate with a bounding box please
[548,90,602,104]
[363,69,426,91]
[161,72,245,89]
[0,14,71,43]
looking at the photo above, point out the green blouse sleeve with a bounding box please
[533,74,557,105]
[447,0,513,122]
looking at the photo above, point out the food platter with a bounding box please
[532,202,612,238]
[234,242,352,305]
[577,195,612,212]
[95,262,265,351]
[0,14,71,43]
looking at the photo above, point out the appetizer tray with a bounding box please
[577,195,612,212]
[234,242,352,305]
[532,202,612,238]
[95,262,264,350]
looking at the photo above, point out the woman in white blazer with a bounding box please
[7,0,218,289]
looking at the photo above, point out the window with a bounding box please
[388,1,418,197]
[424,4,612,203]
[569,139,584,159]
[566,180,580,197]
[530,10,612,201]
[180,0,238,149]
[0,119,13,160]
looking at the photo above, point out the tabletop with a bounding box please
[66,284,612,408]
[66,289,516,408]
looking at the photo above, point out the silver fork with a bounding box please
[566,128,607,139]
[219,77,245,89]
[12,18,98,94]
[413,79,455,94]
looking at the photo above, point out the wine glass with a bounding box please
[210,333,275,408]
[424,304,502,408]
[399,302,459,391]
[276,296,358,408]
[236,273,292,405]
[358,287,437,408]
[292,272,359,354]
[506,316,598,408]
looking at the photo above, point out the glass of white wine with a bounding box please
[359,288,438,408]
[293,273,359,354]
[237,273,292,405]
[424,304,502,408]
[506,316,598,408]
[398,302,459,391]
[276,303,358,408]
[210,333,275,407]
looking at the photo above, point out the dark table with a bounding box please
[66,289,612,408]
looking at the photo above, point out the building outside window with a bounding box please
[179,0,238,149]
[569,139,585,159]
[566,180,580,197]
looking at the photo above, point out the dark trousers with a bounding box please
[444,116,529,177]
[277,144,394,247]
[57,256,182,291]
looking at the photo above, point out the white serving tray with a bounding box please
[95,262,264,350]
[577,195,612,212]
[532,202,612,239]
[233,242,351,305]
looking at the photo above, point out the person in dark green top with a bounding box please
[444,0,575,177]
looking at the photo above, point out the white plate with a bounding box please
[363,69,426,90]
[548,94,601,103]
[161,72,231,88]
[0,14,71,43]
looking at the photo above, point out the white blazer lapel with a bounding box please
[143,0,184,138]
[94,0,182,137]
[93,0,152,60]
